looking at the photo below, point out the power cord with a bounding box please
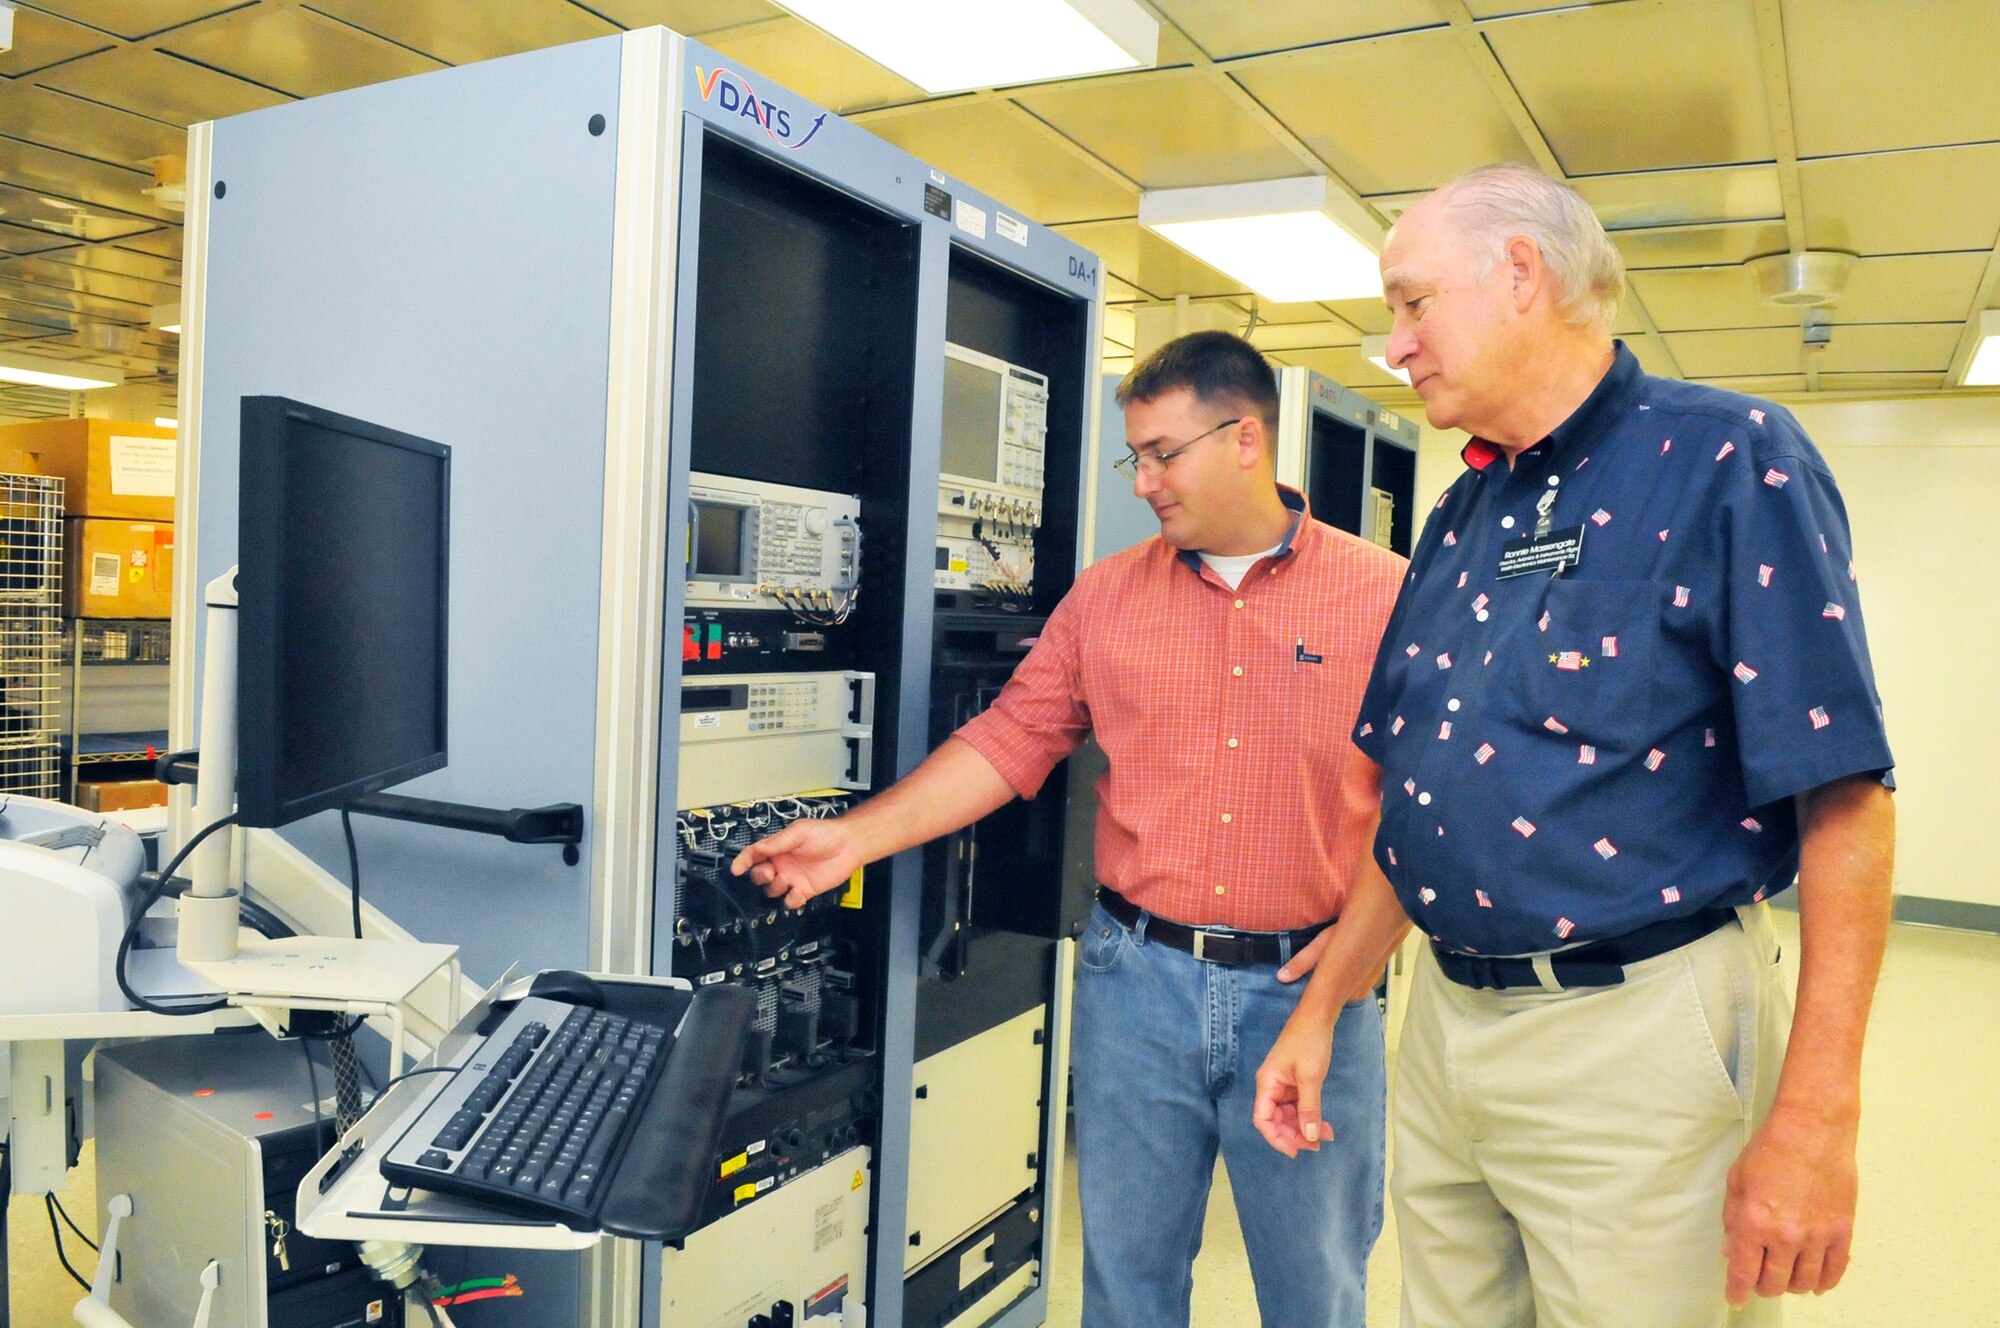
[49,1194,96,1251]
[113,813,239,1015]
[44,1196,91,1290]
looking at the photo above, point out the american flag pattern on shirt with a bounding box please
[1351,345,1892,955]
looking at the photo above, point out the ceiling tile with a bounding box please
[1271,298,1354,323]
[308,0,616,67]
[1662,328,1800,378]
[1464,0,1628,14]
[0,316,67,338]
[106,227,184,260]
[1234,29,1533,196]
[0,223,83,257]
[1784,0,2000,157]
[1106,274,1147,303]
[0,254,177,306]
[1103,305,1135,349]
[1270,344,1400,391]
[1017,71,1299,190]
[865,101,1134,224]
[0,6,113,77]
[1688,374,1808,395]
[1815,373,1947,393]
[1485,0,1773,174]
[583,1,782,34]
[39,46,288,123]
[0,274,147,322]
[1153,0,1442,60]
[1811,324,1961,376]
[0,300,80,332]
[41,243,180,286]
[1834,253,1987,326]
[1051,218,1237,299]
[1611,297,1648,338]
[18,0,252,41]
[162,6,446,99]
[0,135,165,220]
[1572,165,1782,234]
[1627,333,1683,378]
[0,83,185,168]
[1248,320,1361,352]
[703,14,924,112]
[1800,145,2000,256]
[1615,221,1790,271]
[1629,266,1794,333]
[1324,298,1391,335]
[0,183,159,242]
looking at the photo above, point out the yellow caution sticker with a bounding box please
[840,866,864,910]
[719,1152,747,1179]
[734,1182,757,1204]
[851,1169,864,1191]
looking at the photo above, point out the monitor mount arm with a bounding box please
[156,752,584,867]
[169,567,586,971]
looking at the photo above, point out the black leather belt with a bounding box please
[1431,907,1737,991]
[1097,889,1332,967]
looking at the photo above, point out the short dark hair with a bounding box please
[1116,330,1280,434]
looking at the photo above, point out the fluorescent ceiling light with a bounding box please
[0,6,15,58]
[1362,335,1409,386]
[1140,177,1384,304]
[150,302,181,335]
[1964,310,2000,387]
[154,417,178,430]
[778,0,1157,94]
[0,351,123,391]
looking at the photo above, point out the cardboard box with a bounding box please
[76,779,169,813]
[0,419,176,521]
[66,518,174,619]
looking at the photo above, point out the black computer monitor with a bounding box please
[235,397,450,829]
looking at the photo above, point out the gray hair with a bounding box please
[1429,163,1624,331]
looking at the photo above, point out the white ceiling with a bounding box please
[2,0,1998,421]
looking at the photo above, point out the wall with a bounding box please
[1402,393,2000,915]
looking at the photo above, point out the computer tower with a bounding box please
[94,1034,404,1328]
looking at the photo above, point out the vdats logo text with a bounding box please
[695,66,827,152]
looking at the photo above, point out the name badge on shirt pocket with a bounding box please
[1496,525,1586,579]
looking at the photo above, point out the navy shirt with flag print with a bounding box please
[1355,342,1893,956]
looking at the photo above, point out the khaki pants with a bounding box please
[1393,906,1791,1328]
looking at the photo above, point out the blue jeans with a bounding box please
[1072,901,1386,1328]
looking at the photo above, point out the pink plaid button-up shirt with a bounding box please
[957,490,1405,931]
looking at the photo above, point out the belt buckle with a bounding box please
[1192,929,1208,962]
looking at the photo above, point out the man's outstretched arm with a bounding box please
[731,736,1017,907]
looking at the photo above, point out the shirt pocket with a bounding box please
[1498,577,1665,752]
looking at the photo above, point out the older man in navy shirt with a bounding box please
[1254,163,1895,1327]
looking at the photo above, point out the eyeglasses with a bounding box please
[1114,417,1243,479]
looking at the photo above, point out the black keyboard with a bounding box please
[379,995,670,1224]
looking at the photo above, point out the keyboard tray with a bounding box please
[296,971,752,1249]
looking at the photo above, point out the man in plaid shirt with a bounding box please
[737,331,1406,1327]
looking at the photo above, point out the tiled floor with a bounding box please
[9,914,1998,1325]
[1046,912,2000,1327]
